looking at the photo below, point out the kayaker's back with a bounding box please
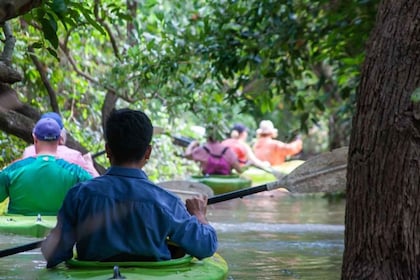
[0,155,92,216]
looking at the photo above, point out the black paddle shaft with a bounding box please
[171,136,193,147]
[0,240,43,258]
[208,184,269,204]
[92,150,106,159]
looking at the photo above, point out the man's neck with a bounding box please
[111,159,146,169]
[36,150,57,156]
[35,142,58,156]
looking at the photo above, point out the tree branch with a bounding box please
[94,0,121,60]
[0,108,34,142]
[0,0,42,24]
[28,45,59,113]
[102,90,118,129]
[1,22,15,65]
[0,61,22,83]
[0,22,22,83]
[0,83,22,112]
[126,0,138,47]
[59,41,99,84]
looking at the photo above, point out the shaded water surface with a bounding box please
[208,191,345,280]
[0,191,345,279]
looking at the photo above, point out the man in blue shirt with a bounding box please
[41,108,218,268]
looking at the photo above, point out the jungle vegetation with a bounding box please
[0,0,378,180]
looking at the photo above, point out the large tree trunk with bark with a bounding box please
[342,0,420,279]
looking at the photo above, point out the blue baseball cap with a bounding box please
[232,123,247,133]
[41,112,64,129]
[33,118,61,141]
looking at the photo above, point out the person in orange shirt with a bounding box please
[252,120,302,166]
[222,123,270,170]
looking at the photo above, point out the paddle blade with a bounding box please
[283,146,348,193]
[153,126,165,135]
[158,180,214,201]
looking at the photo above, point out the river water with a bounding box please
[209,191,345,280]
[0,191,345,279]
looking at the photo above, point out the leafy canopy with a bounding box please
[0,0,379,178]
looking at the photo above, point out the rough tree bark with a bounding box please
[342,0,420,279]
[0,0,42,24]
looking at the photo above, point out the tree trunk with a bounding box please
[342,1,420,279]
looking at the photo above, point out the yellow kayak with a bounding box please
[241,160,305,186]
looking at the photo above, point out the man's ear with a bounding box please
[59,129,67,145]
[145,145,152,160]
[105,143,112,158]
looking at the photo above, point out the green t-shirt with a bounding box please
[0,155,92,215]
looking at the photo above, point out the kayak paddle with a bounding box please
[0,240,43,258]
[158,180,214,198]
[0,147,347,258]
[205,146,347,204]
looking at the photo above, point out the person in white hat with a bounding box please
[252,120,302,166]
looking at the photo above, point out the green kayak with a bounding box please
[36,253,228,280]
[189,174,252,194]
[0,214,56,238]
[0,199,56,238]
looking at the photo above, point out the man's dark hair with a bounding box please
[105,108,153,164]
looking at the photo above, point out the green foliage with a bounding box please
[411,88,420,103]
[0,0,379,178]
[101,0,378,146]
[189,0,378,135]
[0,134,27,168]
[20,0,107,53]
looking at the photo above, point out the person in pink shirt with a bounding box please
[253,120,303,166]
[22,112,100,177]
[185,126,242,175]
[222,123,270,170]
